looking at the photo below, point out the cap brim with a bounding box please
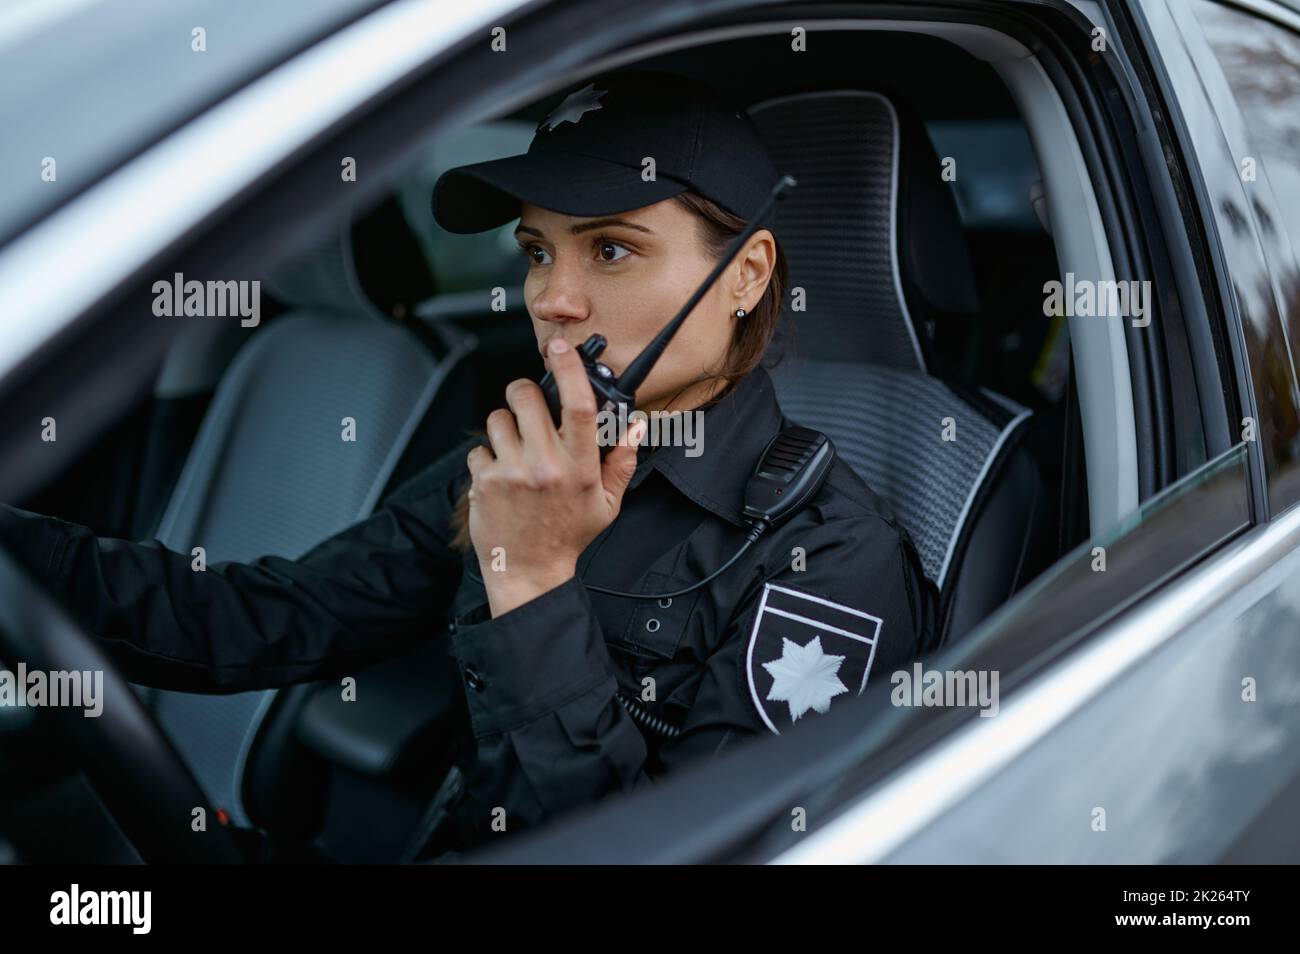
[432,150,689,234]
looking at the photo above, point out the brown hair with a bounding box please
[447,191,788,552]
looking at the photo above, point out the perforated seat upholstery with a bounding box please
[749,90,1045,643]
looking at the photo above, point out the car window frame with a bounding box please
[0,0,1266,863]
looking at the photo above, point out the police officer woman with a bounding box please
[0,70,937,855]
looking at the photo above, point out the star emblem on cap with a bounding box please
[540,82,607,132]
[762,636,849,722]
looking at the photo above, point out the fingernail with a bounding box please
[549,339,569,354]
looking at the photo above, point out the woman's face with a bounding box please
[515,197,775,413]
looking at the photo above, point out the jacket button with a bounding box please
[645,618,661,633]
[463,666,485,692]
[657,597,673,609]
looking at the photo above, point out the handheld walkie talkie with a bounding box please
[537,175,796,450]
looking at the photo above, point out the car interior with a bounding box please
[5,19,1155,863]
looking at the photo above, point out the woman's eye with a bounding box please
[521,244,551,265]
[596,240,631,263]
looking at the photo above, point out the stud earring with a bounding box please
[735,307,747,318]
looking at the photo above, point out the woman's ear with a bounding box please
[734,228,776,306]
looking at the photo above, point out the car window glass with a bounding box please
[1188,0,1300,509]
[926,118,1041,232]
[396,120,534,295]
[1191,1,1300,289]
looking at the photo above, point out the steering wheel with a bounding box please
[0,547,243,864]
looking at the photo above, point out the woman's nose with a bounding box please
[530,255,590,324]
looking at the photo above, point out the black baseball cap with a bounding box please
[431,70,781,234]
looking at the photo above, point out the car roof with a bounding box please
[0,0,392,248]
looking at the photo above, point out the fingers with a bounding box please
[466,443,492,483]
[600,418,645,507]
[545,340,599,456]
[484,407,521,460]
[505,378,557,448]
[473,341,602,496]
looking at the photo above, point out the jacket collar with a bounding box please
[627,365,785,527]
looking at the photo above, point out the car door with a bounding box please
[771,0,1300,864]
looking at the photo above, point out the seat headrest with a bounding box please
[265,196,436,321]
[749,90,979,371]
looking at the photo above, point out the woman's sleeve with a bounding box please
[0,439,476,694]
[447,510,934,839]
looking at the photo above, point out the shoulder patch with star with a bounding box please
[744,582,882,734]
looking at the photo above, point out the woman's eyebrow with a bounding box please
[515,218,655,239]
[570,218,655,235]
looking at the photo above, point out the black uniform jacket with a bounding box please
[0,365,938,847]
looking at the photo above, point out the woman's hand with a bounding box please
[465,339,647,618]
